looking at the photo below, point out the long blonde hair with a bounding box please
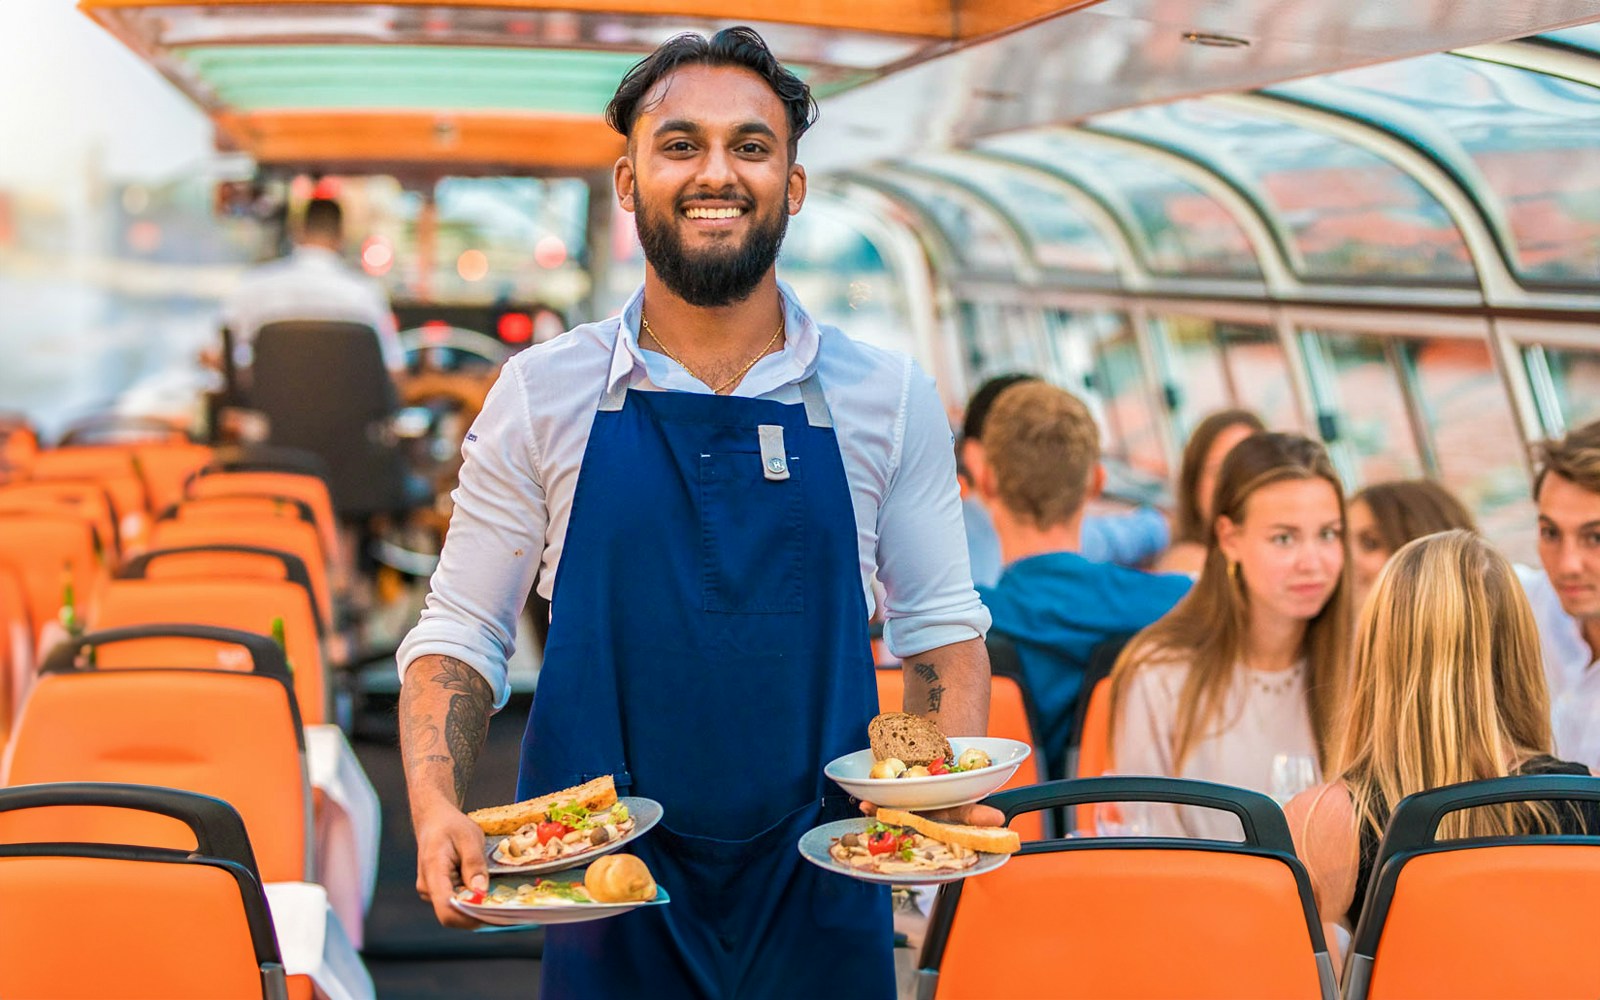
[1110,432,1351,773]
[1338,529,1561,841]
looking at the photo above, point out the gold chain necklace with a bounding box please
[639,312,784,395]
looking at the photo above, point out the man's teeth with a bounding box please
[684,206,744,219]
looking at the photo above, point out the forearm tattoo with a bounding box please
[401,656,493,805]
[912,661,945,714]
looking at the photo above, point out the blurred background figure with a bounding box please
[1156,409,1265,576]
[1347,479,1477,608]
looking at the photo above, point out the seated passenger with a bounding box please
[975,381,1190,772]
[1109,432,1350,839]
[1155,409,1265,576]
[960,373,1170,587]
[1518,419,1600,773]
[1287,530,1596,966]
[1347,479,1476,608]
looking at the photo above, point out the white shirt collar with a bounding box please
[607,279,821,397]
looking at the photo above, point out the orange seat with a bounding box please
[875,665,1045,840]
[148,517,331,630]
[1346,774,1600,1000]
[189,470,339,570]
[919,776,1335,1000]
[0,561,33,744]
[131,441,214,513]
[0,480,118,559]
[4,625,311,886]
[1073,676,1114,831]
[0,513,102,646]
[29,448,153,544]
[0,782,290,1000]
[93,576,329,725]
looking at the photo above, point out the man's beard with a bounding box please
[634,186,788,308]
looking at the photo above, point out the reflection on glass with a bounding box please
[1405,338,1534,564]
[1540,346,1600,430]
[980,131,1261,278]
[1071,311,1166,477]
[869,170,1021,274]
[1157,315,1233,436]
[1217,323,1301,431]
[1275,55,1600,286]
[1315,331,1423,481]
[1093,101,1473,282]
[912,154,1118,274]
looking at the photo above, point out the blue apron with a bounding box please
[517,368,896,1000]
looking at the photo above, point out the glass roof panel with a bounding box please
[861,170,1022,274]
[1541,22,1600,53]
[1273,54,1600,286]
[1092,101,1475,282]
[908,153,1118,274]
[176,45,640,113]
[978,130,1261,278]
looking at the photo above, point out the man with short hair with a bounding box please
[221,197,404,383]
[396,28,991,998]
[1518,418,1600,772]
[976,381,1190,773]
[959,373,1170,587]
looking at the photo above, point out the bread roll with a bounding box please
[584,854,657,903]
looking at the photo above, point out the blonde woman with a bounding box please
[1110,432,1351,839]
[1286,530,1596,961]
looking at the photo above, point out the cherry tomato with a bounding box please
[927,758,950,776]
[461,888,486,905]
[536,821,572,845]
[867,829,906,856]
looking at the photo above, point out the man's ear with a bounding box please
[974,456,1000,502]
[614,155,636,213]
[1088,463,1107,500]
[787,162,807,216]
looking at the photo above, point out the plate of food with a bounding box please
[824,713,1031,811]
[450,855,669,926]
[470,776,662,876]
[798,808,1020,886]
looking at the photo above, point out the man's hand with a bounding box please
[400,655,495,929]
[858,799,1005,828]
[414,801,491,929]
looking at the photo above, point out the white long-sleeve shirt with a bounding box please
[1517,564,1600,773]
[398,282,991,708]
[221,245,404,373]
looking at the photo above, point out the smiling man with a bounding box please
[1518,419,1600,773]
[394,28,991,999]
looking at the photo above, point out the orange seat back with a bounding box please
[189,470,338,566]
[0,783,285,1000]
[132,442,214,513]
[1073,677,1114,831]
[94,577,328,725]
[924,777,1333,1000]
[0,480,117,559]
[1347,774,1600,1000]
[4,630,309,884]
[0,514,102,643]
[0,561,33,743]
[30,446,150,512]
[148,517,330,628]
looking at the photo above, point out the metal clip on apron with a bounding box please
[519,370,895,1000]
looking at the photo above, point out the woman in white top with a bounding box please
[1109,432,1352,839]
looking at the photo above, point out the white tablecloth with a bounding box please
[304,724,381,949]
[264,881,376,1000]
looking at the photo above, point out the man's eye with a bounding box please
[1540,526,1560,542]
[1583,532,1600,548]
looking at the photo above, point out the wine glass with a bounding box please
[1270,753,1319,805]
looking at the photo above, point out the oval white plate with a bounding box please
[824,737,1031,810]
[797,818,1012,886]
[483,797,663,876]
[449,869,670,927]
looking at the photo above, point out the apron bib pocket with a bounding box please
[699,452,804,614]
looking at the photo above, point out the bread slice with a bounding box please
[868,712,952,766]
[468,775,618,835]
[876,807,1022,855]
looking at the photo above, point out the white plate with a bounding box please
[449,869,670,927]
[797,818,1012,886]
[824,737,1031,810]
[483,797,662,876]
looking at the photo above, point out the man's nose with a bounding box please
[1556,538,1586,575]
[695,144,738,189]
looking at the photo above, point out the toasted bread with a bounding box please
[868,712,951,767]
[468,775,618,836]
[876,807,1022,855]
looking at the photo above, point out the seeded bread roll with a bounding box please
[468,775,618,836]
[868,712,952,767]
[876,808,1022,854]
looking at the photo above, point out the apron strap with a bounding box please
[798,372,832,429]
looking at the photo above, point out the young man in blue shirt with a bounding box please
[975,380,1191,772]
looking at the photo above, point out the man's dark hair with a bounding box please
[302,198,343,241]
[962,373,1041,443]
[604,27,819,158]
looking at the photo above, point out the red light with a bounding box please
[534,235,568,269]
[312,177,342,200]
[498,312,534,344]
[126,220,162,254]
[422,320,451,346]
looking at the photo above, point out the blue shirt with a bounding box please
[978,551,1191,769]
[964,497,1171,588]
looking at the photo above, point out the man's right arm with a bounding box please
[401,654,496,928]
